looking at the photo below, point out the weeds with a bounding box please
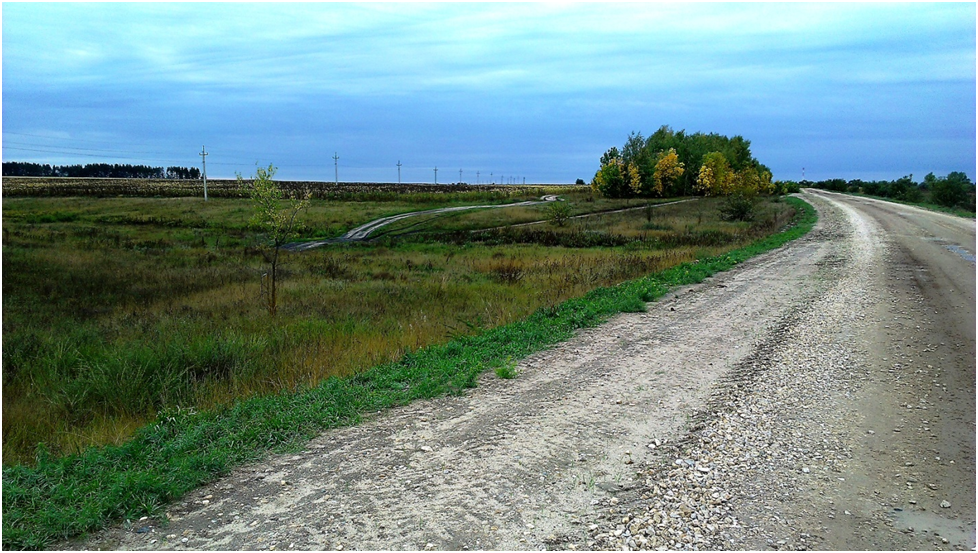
[494,357,520,379]
[0,193,814,549]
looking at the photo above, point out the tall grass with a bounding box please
[2,195,798,466]
[1,196,815,550]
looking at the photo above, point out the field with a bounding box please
[2,181,797,466]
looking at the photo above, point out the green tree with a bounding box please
[931,171,973,208]
[592,151,640,198]
[243,164,309,316]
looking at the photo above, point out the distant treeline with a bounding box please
[2,162,201,179]
[799,172,975,211]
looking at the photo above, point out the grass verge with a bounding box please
[1,196,816,550]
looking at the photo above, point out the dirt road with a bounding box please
[284,196,559,251]
[76,190,975,551]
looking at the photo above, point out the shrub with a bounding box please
[547,201,571,227]
[719,192,756,221]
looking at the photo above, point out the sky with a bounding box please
[2,2,975,183]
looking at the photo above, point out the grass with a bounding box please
[494,357,520,379]
[1,187,814,549]
[2,192,779,466]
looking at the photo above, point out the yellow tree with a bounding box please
[626,161,641,195]
[734,166,761,196]
[695,152,733,196]
[695,163,715,196]
[733,166,776,196]
[758,168,775,195]
[651,148,684,196]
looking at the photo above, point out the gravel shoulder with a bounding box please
[72,191,975,551]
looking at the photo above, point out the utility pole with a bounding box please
[477,171,480,185]
[397,160,402,184]
[459,168,463,183]
[199,145,208,201]
[434,166,438,184]
[333,152,339,185]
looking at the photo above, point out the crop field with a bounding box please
[2,181,797,466]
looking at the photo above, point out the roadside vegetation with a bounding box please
[3,128,807,547]
[2,184,789,467]
[2,181,814,548]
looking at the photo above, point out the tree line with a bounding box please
[591,126,778,199]
[800,172,975,211]
[2,162,201,179]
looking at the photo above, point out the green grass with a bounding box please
[3,193,786,467]
[494,357,520,379]
[1,196,815,549]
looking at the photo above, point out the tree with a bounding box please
[592,151,640,198]
[694,152,733,196]
[931,172,973,208]
[650,148,685,196]
[244,164,309,316]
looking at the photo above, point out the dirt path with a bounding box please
[284,196,559,251]
[74,190,975,551]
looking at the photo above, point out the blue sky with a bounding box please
[3,3,975,183]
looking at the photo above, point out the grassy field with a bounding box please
[2,183,797,468]
[1,178,815,549]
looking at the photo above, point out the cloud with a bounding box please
[3,3,974,182]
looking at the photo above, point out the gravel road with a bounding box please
[74,190,975,551]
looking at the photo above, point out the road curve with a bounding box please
[284,195,559,251]
[72,190,975,551]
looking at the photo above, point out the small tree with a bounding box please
[547,200,571,227]
[243,164,309,316]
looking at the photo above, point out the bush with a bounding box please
[547,201,571,227]
[719,193,756,221]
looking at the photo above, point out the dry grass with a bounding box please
[2,192,795,465]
